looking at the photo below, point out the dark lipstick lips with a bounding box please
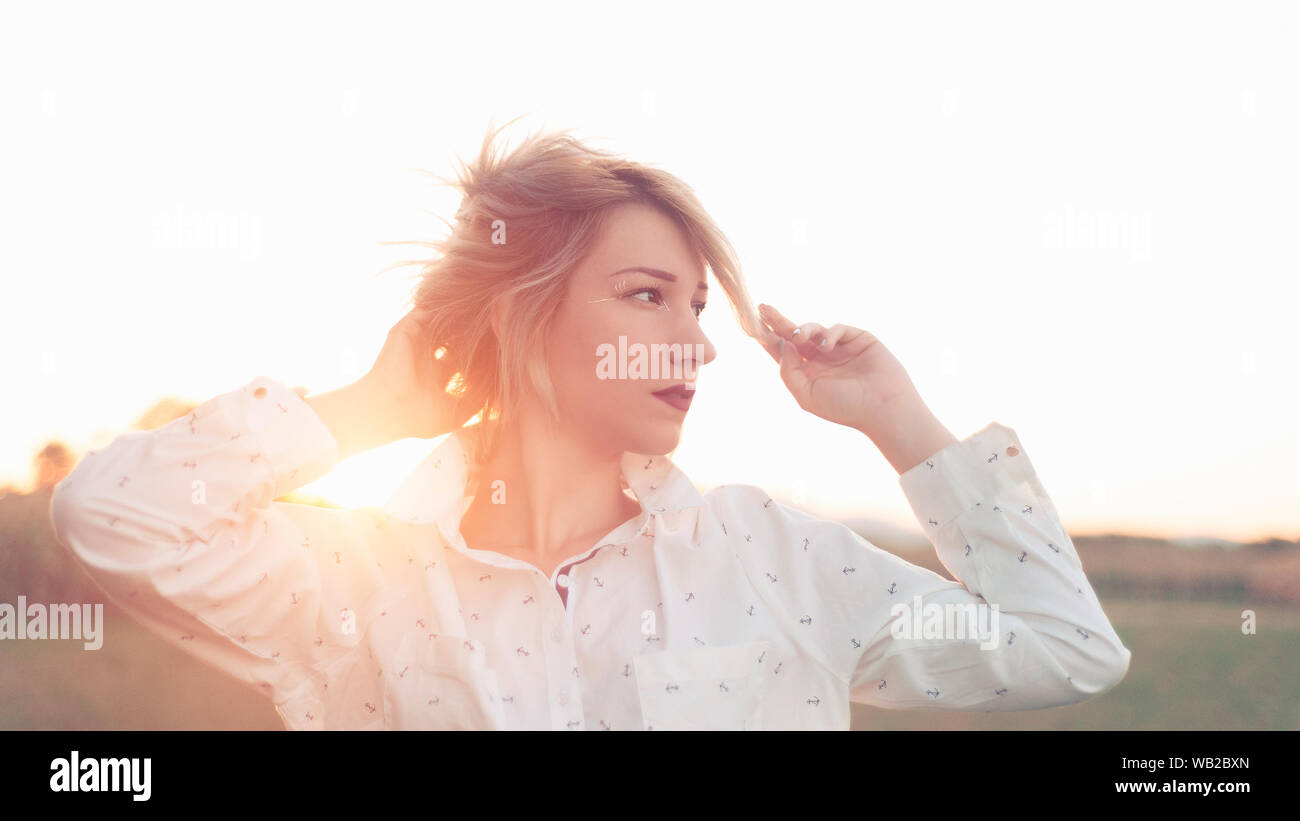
[652,383,696,411]
[651,383,696,398]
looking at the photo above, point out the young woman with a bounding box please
[50,123,1131,730]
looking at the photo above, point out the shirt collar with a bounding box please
[381,424,709,536]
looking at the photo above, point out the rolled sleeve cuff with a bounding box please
[238,375,340,496]
[897,421,1037,530]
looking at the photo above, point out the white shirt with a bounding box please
[49,375,1131,730]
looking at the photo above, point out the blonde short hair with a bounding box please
[394,119,762,465]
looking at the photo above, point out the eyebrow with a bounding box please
[610,267,708,292]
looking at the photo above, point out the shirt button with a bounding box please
[550,627,562,642]
[253,386,267,398]
[556,690,568,706]
[556,573,571,589]
[1006,445,1020,457]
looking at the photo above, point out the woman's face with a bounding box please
[541,202,717,457]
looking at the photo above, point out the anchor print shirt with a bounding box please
[49,375,1131,730]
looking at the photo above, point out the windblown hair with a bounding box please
[392,117,763,466]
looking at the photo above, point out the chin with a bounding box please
[581,411,682,457]
[618,420,684,457]
[566,396,686,456]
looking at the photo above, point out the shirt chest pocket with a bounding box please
[383,633,508,730]
[633,640,771,730]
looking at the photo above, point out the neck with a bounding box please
[457,409,641,564]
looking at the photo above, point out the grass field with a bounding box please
[852,599,1300,730]
[2,597,1295,730]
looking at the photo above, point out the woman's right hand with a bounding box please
[305,311,478,461]
[360,310,479,442]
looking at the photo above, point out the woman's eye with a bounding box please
[624,287,706,318]
[626,287,668,309]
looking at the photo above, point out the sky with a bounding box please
[2,1,1297,542]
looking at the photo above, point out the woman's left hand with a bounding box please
[756,303,925,436]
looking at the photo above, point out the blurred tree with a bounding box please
[33,442,74,492]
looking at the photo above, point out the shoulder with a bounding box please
[703,482,792,523]
[701,482,917,573]
[703,482,825,525]
[702,482,855,551]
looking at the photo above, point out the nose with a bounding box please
[673,313,716,380]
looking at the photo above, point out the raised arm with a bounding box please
[48,376,362,708]
[747,303,1131,710]
[735,423,1130,711]
[47,310,480,726]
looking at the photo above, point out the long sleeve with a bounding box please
[863,421,1133,709]
[732,422,1130,712]
[47,376,376,711]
